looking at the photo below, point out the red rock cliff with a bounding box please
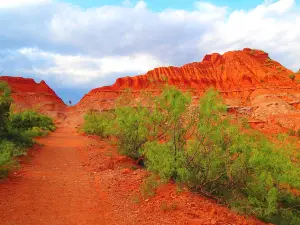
[0,76,66,117]
[74,48,300,131]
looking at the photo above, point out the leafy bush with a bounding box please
[83,110,113,138]
[114,105,150,159]
[289,74,296,81]
[10,110,55,131]
[0,81,55,178]
[0,82,12,135]
[84,86,300,224]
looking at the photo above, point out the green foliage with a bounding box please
[84,86,300,224]
[160,201,178,212]
[144,86,193,180]
[114,105,150,159]
[288,129,296,136]
[289,74,296,81]
[297,129,300,138]
[83,111,113,138]
[0,82,55,178]
[139,175,160,198]
[0,82,13,134]
[10,110,55,131]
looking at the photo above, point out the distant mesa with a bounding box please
[73,48,300,131]
[0,76,66,118]
[1,48,300,131]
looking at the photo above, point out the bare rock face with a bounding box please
[2,48,299,132]
[73,48,300,131]
[0,76,66,119]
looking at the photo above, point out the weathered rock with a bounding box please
[73,48,300,131]
[0,76,66,119]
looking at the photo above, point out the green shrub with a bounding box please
[289,74,296,81]
[83,111,113,138]
[114,105,150,159]
[0,82,13,135]
[143,86,193,180]
[140,175,160,198]
[10,110,55,131]
[0,140,14,165]
[84,86,300,224]
[0,82,55,178]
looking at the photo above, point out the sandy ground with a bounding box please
[0,124,266,225]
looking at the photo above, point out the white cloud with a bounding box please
[1,0,300,92]
[0,0,50,8]
[18,48,165,85]
[198,0,300,70]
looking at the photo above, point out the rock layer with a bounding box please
[0,76,66,119]
[74,48,300,130]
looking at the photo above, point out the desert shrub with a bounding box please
[0,82,12,135]
[139,175,160,198]
[0,141,14,165]
[0,82,55,178]
[10,110,55,131]
[83,111,113,138]
[84,86,299,224]
[143,86,193,180]
[289,74,296,81]
[113,105,150,159]
[297,129,300,138]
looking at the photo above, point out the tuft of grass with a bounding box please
[140,175,160,198]
[160,201,178,212]
[131,194,141,204]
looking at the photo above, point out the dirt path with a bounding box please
[0,124,266,225]
[0,125,112,225]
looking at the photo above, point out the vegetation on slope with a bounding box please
[0,81,55,178]
[84,86,300,225]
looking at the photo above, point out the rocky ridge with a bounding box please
[72,48,300,131]
[0,76,66,120]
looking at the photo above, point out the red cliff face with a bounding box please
[0,76,66,118]
[74,48,300,131]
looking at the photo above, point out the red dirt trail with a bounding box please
[0,124,266,225]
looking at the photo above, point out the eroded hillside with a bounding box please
[69,48,300,132]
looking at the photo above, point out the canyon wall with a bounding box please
[0,76,66,120]
[73,48,300,131]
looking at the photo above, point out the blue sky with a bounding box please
[61,0,264,11]
[0,0,299,103]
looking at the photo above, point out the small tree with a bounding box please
[289,74,296,81]
[144,86,194,180]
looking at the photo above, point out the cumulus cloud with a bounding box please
[18,48,165,85]
[0,0,51,9]
[0,0,300,96]
[199,0,300,69]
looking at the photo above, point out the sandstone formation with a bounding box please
[1,48,299,132]
[0,76,66,119]
[74,48,300,131]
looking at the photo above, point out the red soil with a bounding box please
[0,123,266,225]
